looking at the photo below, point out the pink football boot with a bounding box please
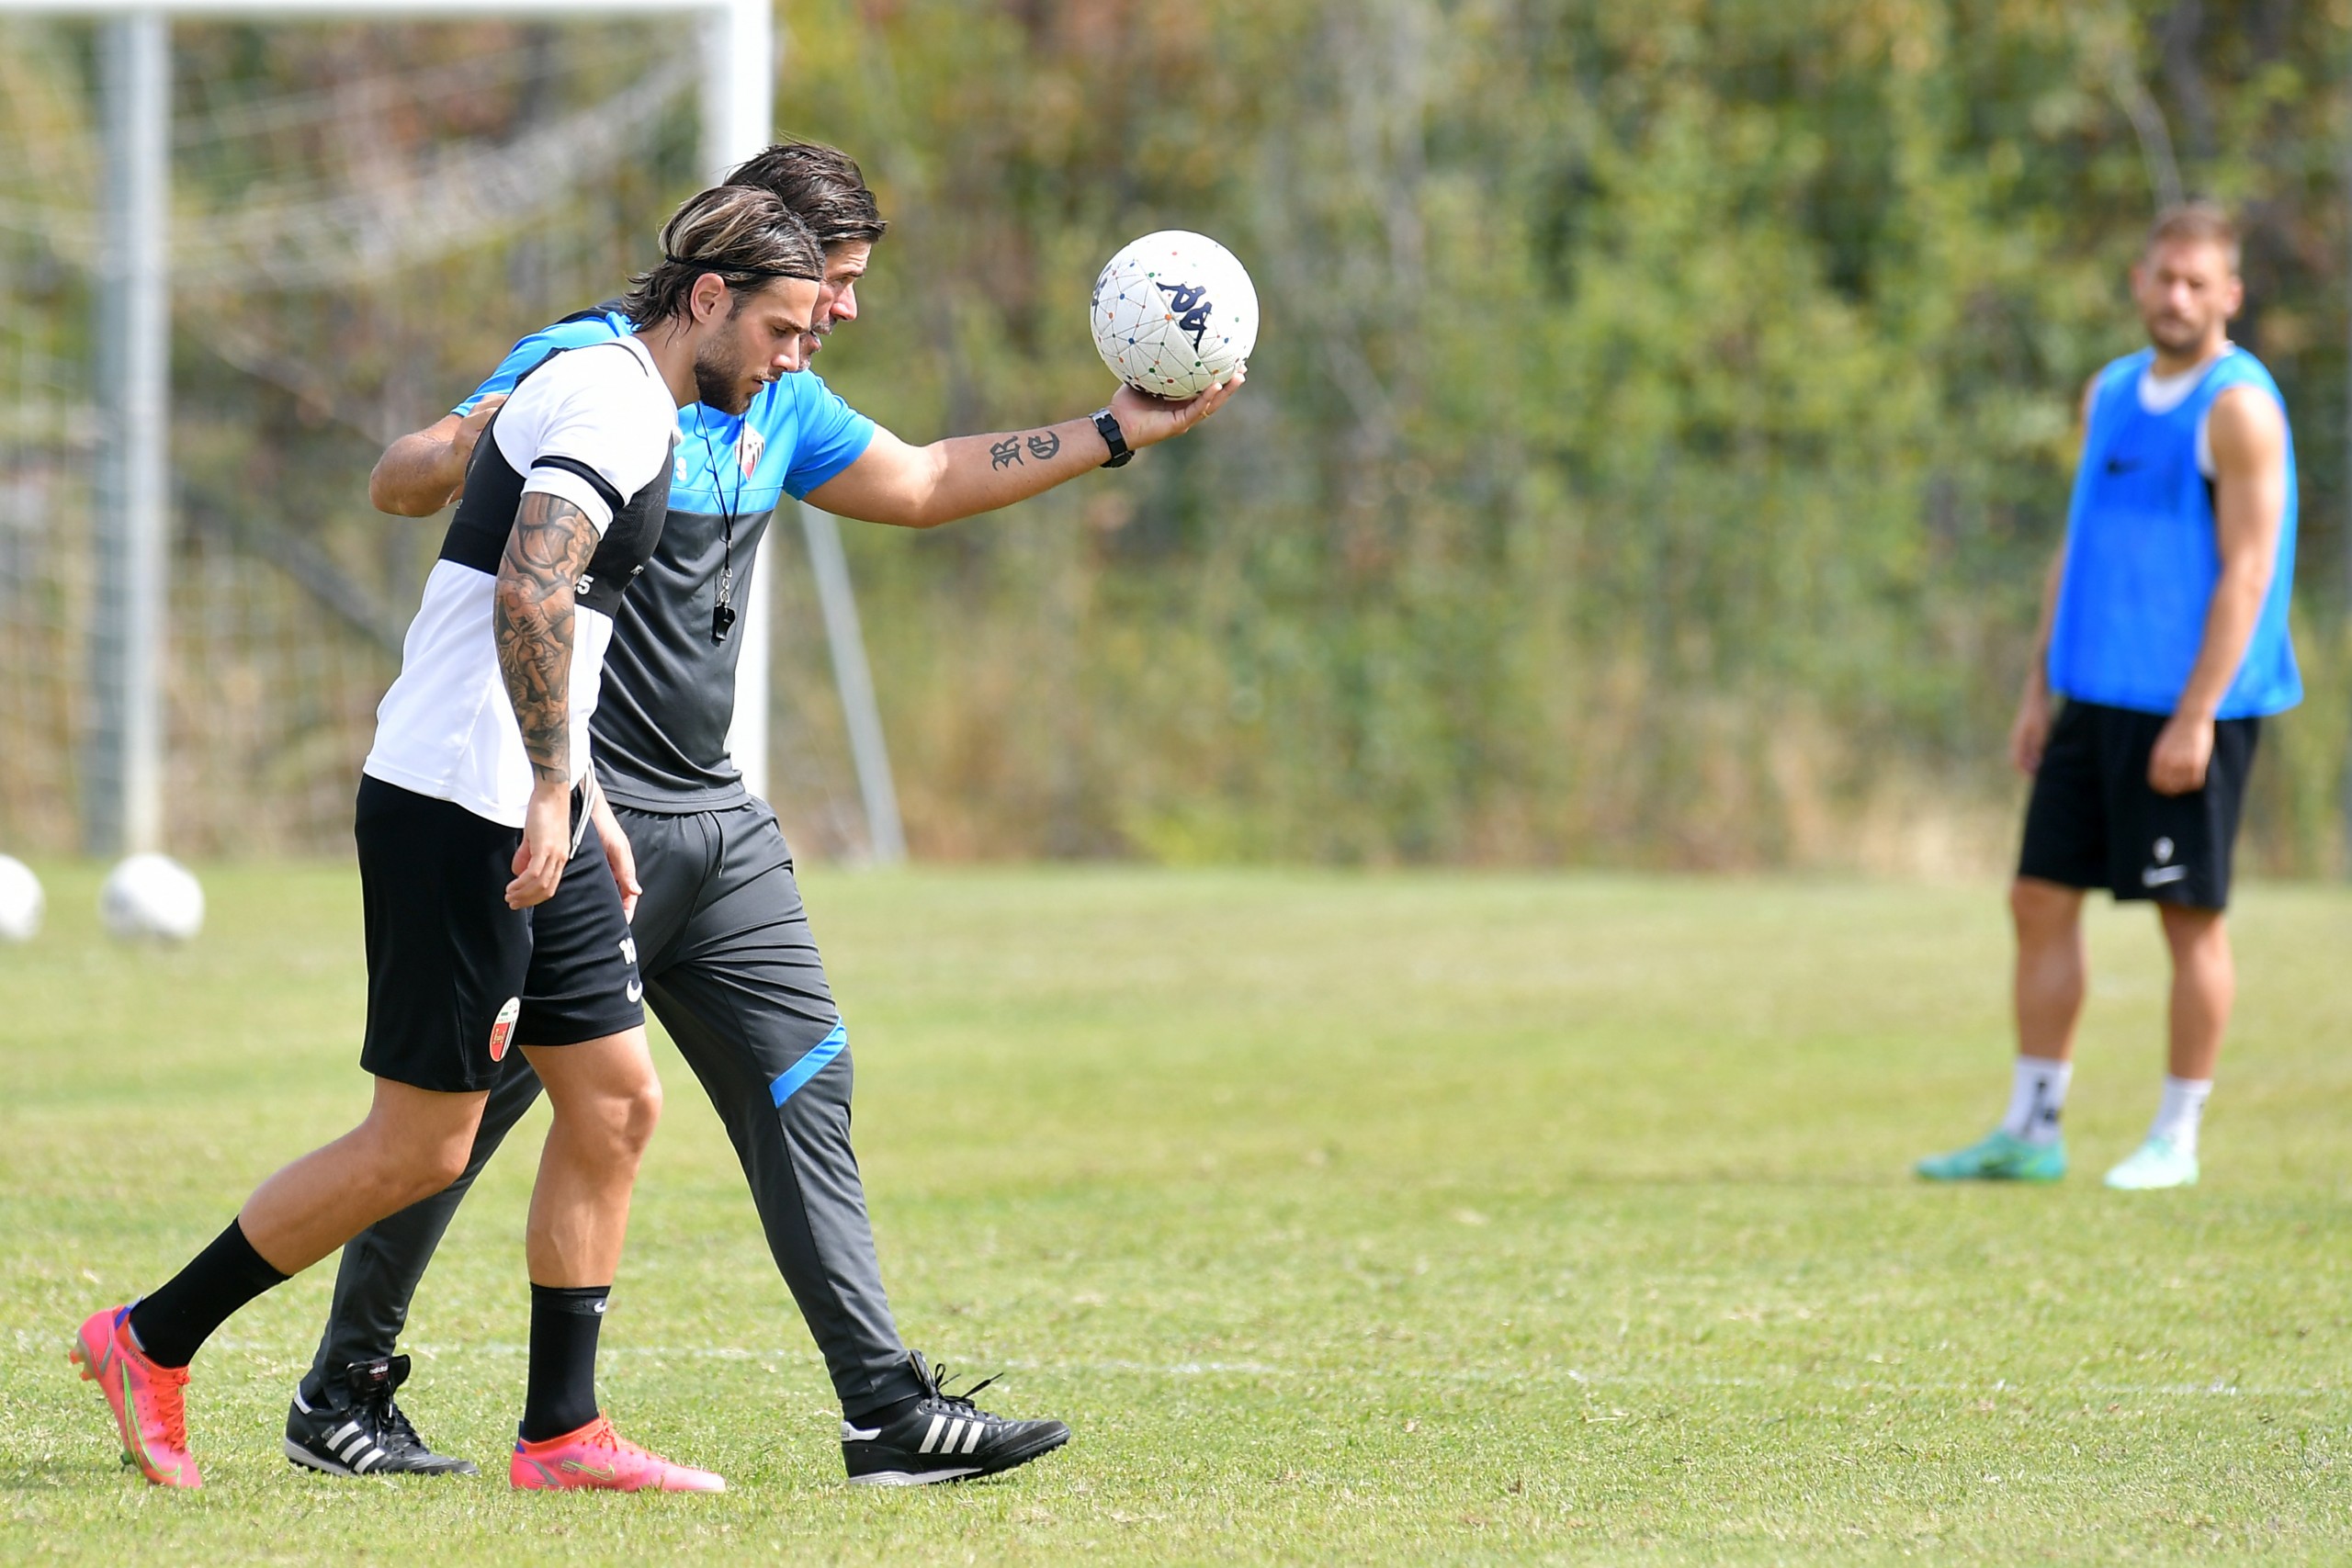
[71,1305,201,1489]
[509,1414,725,1493]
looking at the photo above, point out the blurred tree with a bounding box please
[790,0,2352,872]
[2,0,2346,870]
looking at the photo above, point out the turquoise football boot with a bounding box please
[2103,1135,2199,1190]
[1915,1128,2067,1183]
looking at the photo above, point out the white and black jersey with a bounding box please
[364,336,677,828]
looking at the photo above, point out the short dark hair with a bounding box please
[2148,201,2240,272]
[725,139,888,249]
[620,186,825,328]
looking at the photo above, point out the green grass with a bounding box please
[3,863,2349,1563]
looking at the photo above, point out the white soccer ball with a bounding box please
[0,854,42,942]
[100,852,205,942]
[1089,230,1258,399]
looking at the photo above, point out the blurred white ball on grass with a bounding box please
[101,852,205,942]
[0,854,42,942]
[1090,230,1258,399]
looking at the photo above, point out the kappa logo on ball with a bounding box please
[488,996,521,1062]
[1089,230,1258,400]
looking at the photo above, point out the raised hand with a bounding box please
[1108,367,1247,451]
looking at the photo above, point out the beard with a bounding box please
[2143,310,2207,355]
[693,333,756,415]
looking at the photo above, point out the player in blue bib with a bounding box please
[1919,204,2298,1193]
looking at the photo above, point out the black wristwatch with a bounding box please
[1091,406,1134,468]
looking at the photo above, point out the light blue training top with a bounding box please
[452,305,877,809]
[457,305,876,511]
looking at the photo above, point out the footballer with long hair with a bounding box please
[280,141,1243,1487]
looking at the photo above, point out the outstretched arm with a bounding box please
[2147,384,2289,795]
[493,491,599,908]
[805,376,1244,528]
[369,396,508,515]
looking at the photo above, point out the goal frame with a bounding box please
[1,0,906,863]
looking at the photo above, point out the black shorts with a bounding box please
[2017,700,2260,910]
[355,775,644,1093]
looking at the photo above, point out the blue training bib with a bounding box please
[2046,345,2301,719]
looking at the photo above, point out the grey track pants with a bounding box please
[300,799,924,1418]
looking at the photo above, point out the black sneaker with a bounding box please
[284,1355,479,1477]
[841,1351,1070,1485]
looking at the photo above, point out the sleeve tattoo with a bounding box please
[494,491,599,785]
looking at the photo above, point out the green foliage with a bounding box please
[790,0,2351,868]
[4,2,2346,867]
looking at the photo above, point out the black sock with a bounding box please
[127,1219,290,1370]
[520,1284,608,1442]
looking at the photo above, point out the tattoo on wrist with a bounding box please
[494,491,597,784]
[989,436,1023,469]
[1026,431,1060,461]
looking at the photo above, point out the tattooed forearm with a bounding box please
[493,491,599,785]
[986,430,1063,471]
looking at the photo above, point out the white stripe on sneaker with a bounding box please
[943,1419,966,1453]
[962,1420,984,1454]
[917,1415,945,1454]
[327,1421,362,1449]
[337,1431,373,1462]
[354,1446,384,1473]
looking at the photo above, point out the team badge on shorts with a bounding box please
[488,996,521,1062]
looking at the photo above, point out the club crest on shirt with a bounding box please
[488,996,521,1062]
[739,425,765,479]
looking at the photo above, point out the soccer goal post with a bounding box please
[1,0,908,867]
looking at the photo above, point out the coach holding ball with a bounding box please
[1918,203,2299,1193]
[290,141,1248,1487]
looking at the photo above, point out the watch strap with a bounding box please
[1091,407,1134,468]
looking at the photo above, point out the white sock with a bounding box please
[2001,1057,2072,1145]
[2149,1076,2212,1156]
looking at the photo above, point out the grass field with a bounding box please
[3,863,2349,1563]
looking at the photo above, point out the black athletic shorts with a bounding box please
[2017,699,2260,910]
[355,775,644,1093]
